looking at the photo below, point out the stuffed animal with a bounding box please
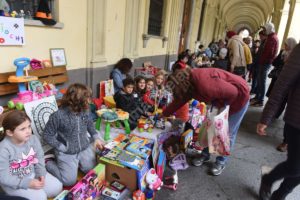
[146,168,163,191]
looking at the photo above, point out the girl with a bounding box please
[43,83,104,186]
[134,75,146,97]
[110,58,133,93]
[0,110,62,200]
[143,77,155,106]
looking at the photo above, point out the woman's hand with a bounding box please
[94,139,104,151]
[29,178,44,189]
[257,123,267,136]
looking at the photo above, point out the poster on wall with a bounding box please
[0,16,25,45]
[24,96,58,152]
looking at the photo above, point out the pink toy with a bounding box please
[145,168,163,191]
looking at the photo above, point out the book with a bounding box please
[117,150,145,171]
[126,142,151,159]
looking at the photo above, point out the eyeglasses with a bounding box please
[10,155,35,169]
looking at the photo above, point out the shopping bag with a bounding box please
[196,119,209,149]
[207,105,230,156]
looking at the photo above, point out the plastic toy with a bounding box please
[95,108,130,141]
[137,118,153,132]
[163,171,178,191]
[132,190,145,200]
[7,58,57,110]
[145,168,163,191]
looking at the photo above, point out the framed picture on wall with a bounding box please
[50,48,67,67]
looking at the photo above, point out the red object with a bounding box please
[258,33,279,65]
[143,91,155,106]
[226,31,236,39]
[93,98,103,109]
[174,103,189,123]
[163,68,250,116]
[133,190,145,200]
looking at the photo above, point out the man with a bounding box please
[251,22,278,107]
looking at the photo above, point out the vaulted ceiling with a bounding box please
[219,0,275,33]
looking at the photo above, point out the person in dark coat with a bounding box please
[257,43,300,200]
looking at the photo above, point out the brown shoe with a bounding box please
[276,143,287,152]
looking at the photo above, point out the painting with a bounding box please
[50,48,67,67]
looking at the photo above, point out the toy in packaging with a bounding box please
[110,181,126,192]
[145,168,163,191]
[102,187,121,200]
[180,129,193,150]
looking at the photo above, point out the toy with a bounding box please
[133,190,145,200]
[95,108,130,141]
[101,187,121,199]
[163,171,178,191]
[110,181,126,192]
[137,118,153,132]
[30,58,43,70]
[145,168,163,191]
[7,58,57,110]
[180,129,193,150]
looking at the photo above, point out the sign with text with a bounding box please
[0,17,25,45]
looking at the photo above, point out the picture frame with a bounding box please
[50,48,67,67]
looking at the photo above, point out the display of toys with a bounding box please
[137,118,153,132]
[145,168,163,191]
[7,58,57,110]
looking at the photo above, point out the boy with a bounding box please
[114,78,149,130]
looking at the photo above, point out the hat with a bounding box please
[34,0,56,26]
[226,31,236,39]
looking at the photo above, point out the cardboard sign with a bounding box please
[0,16,25,45]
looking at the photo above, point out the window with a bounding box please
[148,0,165,36]
[5,0,56,20]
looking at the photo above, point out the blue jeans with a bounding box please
[255,64,271,102]
[201,101,249,165]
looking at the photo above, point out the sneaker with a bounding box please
[276,143,288,152]
[185,147,202,157]
[259,175,272,200]
[210,163,225,176]
[192,154,210,167]
[44,153,55,164]
[251,101,263,107]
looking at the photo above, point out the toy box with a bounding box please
[67,163,106,200]
[180,129,193,150]
[156,148,166,180]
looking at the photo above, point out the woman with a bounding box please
[163,68,249,176]
[110,58,133,93]
[266,37,298,152]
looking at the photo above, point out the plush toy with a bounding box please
[146,168,163,191]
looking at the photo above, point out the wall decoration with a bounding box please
[50,48,67,67]
[24,96,58,152]
[0,16,25,45]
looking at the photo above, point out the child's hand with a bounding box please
[29,178,44,189]
[94,139,104,151]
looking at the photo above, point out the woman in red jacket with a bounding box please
[163,68,250,176]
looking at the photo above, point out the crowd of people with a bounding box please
[0,21,299,200]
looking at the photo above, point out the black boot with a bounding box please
[270,189,289,200]
[259,175,272,200]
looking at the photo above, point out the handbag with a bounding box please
[233,66,246,76]
[207,105,230,156]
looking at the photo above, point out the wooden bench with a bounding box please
[0,66,68,96]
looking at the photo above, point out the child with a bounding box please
[134,75,146,97]
[114,78,149,130]
[0,110,62,200]
[154,70,171,109]
[213,48,228,71]
[43,83,104,186]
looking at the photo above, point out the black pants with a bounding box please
[264,123,300,197]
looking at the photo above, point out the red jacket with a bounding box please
[163,68,250,116]
[259,33,279,65]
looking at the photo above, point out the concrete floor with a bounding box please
[156,105,300,200]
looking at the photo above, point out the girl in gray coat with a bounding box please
[43,83,104,186]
